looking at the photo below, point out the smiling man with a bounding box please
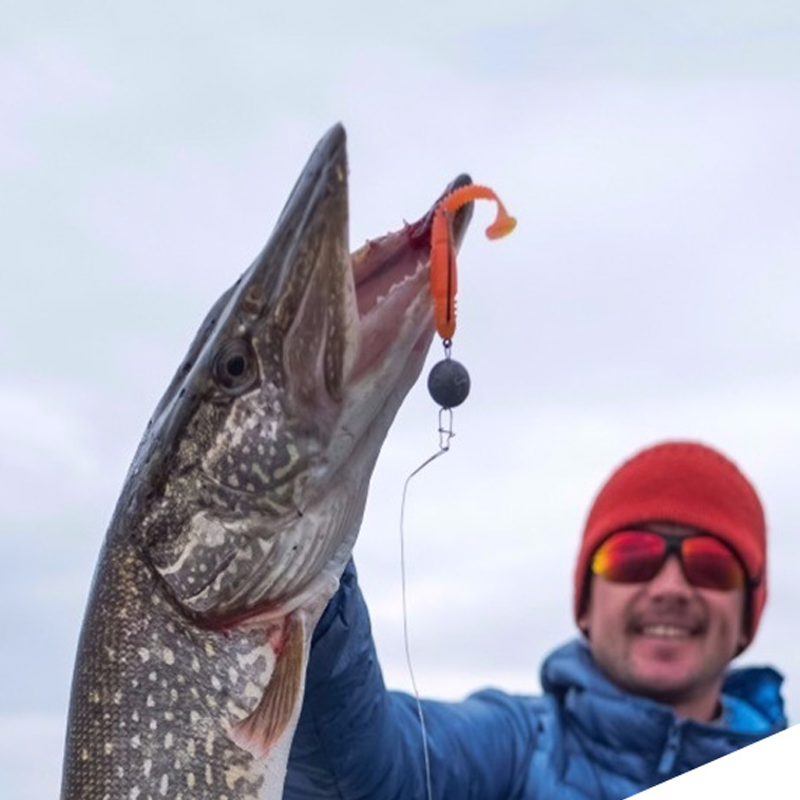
[286,441,787,799]
[579,522,748,722]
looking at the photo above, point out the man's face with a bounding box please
[578,524,748,712]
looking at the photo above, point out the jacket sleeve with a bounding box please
[285,560,539,800]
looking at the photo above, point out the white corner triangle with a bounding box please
[636,724,799,799]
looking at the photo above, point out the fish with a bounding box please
[60,123,473,800]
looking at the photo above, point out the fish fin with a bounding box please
[232,613,307,758]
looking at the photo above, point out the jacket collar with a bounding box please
[540,639,786,784]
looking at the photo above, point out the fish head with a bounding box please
[128,124,472,622]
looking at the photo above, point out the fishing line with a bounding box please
[399,408,454,800]
[398,182,515,799]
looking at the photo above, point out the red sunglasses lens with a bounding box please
[592,531,746,591]
[682,537,745,591]
[592,532,665,583]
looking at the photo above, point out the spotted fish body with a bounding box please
[60,125,472,800]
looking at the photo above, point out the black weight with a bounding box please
[427,359,471,408]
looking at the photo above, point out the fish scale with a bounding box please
[60,124,474,799]
[65,541,274,799]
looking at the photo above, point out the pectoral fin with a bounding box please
[232,613,307,758]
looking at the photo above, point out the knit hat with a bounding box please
[574,441,767,645]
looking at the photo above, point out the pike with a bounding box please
[61,124,473,800]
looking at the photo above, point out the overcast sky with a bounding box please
[3,2,800,796]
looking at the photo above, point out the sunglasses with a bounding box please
[591,530,747,591]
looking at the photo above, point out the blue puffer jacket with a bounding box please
[286,562,786,799]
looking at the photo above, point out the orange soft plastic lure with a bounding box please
[430,185,516,340]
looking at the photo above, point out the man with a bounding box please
[285,441,787,798]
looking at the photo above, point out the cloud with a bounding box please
[0,714,65,796]
[0,383,105,517]
[0,35,112,171]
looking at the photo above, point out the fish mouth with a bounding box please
[230,123,474,411]
[347,172,473,383]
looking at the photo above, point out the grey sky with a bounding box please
[2,2,799,795]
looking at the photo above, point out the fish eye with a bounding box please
[213,340,258,393]
[226,355,246,376]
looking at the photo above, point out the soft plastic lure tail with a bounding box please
[430,185,516,340]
